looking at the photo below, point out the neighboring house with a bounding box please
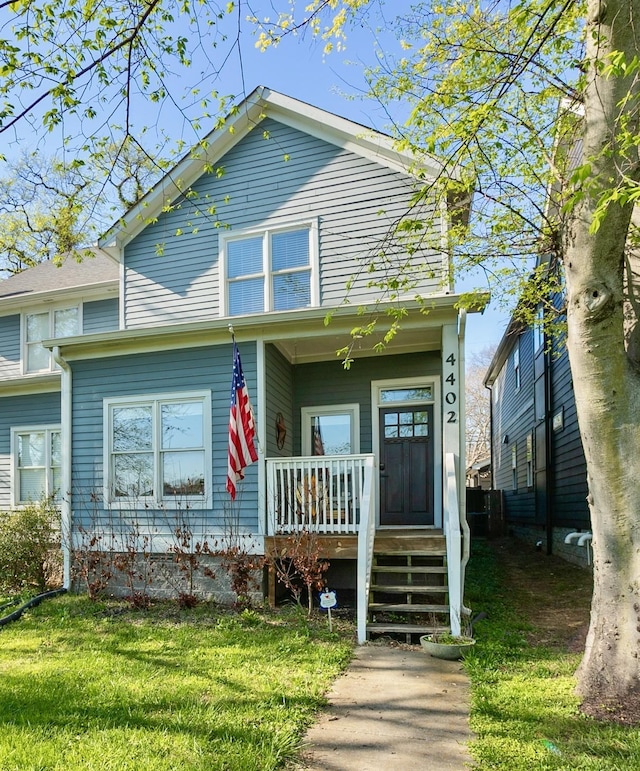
[0,86,486,641]
[484,295,591,567]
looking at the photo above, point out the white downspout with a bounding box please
[53,346,72,590]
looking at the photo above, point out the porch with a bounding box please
[265,453,465,642]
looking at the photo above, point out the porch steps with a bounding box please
[366,534,450,643]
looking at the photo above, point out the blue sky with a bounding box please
[1,0,509,357]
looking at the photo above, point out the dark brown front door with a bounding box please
[379,405,434,526]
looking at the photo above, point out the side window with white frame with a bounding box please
[526,433,534,488]
[533,304,544,354]
[513,341,521,391]
[105,392,211,504]
[12,426,62,505]
[511,443,518,491]
[24,306,80,373]
[301,405,360,457]
[222,222,317,316]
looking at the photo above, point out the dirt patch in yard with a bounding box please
[486,537,593,652]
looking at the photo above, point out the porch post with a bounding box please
[442,321,463,635]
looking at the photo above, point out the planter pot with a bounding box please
[419,634,476,660]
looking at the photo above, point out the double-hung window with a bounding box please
[24,306,80,373]
[223,223,316,316]
[105,392,211,504]
[12,426,62,504]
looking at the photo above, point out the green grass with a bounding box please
[0,598,354,770]
[465,541,640,770]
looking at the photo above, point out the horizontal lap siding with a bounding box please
[292,352,440,455]
[124,119,442,328]
[70,344,259,534]
[0,314,20,379]
[265,344,293,457]
[0,392,61,509]
[82,298,119,334]
[550,345,589,527]
[491,329,536,523]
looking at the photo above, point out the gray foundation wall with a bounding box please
[509,523,593,569]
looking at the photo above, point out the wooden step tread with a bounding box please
[370,584,448,593]
[369,603,449,613]
[366,623,448,634]
[374,550,447,557]
[372,565,447,574]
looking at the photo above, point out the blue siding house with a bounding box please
[0,87,485,641]
[485,291,591,566]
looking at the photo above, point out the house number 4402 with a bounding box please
[445,353,458,424]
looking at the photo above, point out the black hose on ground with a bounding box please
[0,588,67,628]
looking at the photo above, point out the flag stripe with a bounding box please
[227,342,258,500]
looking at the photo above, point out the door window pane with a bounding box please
[381,387,433,403]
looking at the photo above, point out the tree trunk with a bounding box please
[564,0,640,714]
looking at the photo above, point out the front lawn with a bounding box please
[465,540,640,770]
[0,599,354,770]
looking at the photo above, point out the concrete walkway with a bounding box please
[296,643,474,770]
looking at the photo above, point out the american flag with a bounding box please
[226,341,258,499]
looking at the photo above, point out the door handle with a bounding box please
[379,463,385,471]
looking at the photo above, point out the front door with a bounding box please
[379,405,434,526]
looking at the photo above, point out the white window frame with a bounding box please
[300,404,360,456]
[219,219,320,316]
[22,304,81,374]
[11,425,62,506]
[103,391,212,508]
[511,443,518,491]
[513,342,521,391]
[526,433,534,488]
[533,304,544,353]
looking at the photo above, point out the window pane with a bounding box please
[381,387,433,403]
[271,229,309,271]
[54,307,79,337]
[113,406,152,451]
[52,467,62,500]
[162,402,203,449]
[19,433,45,467]
[51,432,62,466]
[27,343,50,372]
[227,237,263,278]
[273,272,310,311]
[20,469,46,502]
[114,453,153,497]
[229,277,264,315]
[309,414,352,456]
[162,451,205,496]
[27,313,49,342]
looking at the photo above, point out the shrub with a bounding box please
[0,499,62,593]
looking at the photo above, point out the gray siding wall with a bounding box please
[293,352,441,455]
[123,118,441,328]
[0,314,21,379]
[265,344,294,458]
[490,329,536,522]
[550,340,589,527]
[70,343,258,534]
[0,392,61,509]
[83,298,119,334]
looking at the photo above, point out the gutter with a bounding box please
[52,346,72,590]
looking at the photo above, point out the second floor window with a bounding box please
[25,307,80,373]
[223,225,315,316]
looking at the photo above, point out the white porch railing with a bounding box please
[444,452,462,636]
[266,454,375,535]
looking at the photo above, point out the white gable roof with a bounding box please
[99,86,447,251]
